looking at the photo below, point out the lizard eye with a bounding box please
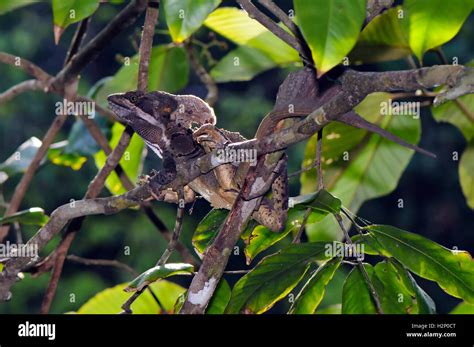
[129,94,138,104]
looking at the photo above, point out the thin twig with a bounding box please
[334,213,384,314]
[157,189,186,266]
[257,0,299,37]
[316,128,324,190]
[121,189,186,313]
[293,128,323,243]
[236,0,310,65]
[64,18,91,66]
[66,255,137,276]
[292,208,311,244]
[0,79,42,103]
[184,40,218,107]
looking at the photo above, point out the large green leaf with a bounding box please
[96,45,189,106]
[0,207,49,227]
[225,242,336,314]
[77,280,185,314]
[244,190,341,264]
[206,279,231,314]
[204,7,299,68]
[125,263,194,292]
[0,0,37,15]
[52,0,100,43]
[342,263,378,314]
[366,224,474,304]
[301,93,421,241]
[294,0,366,76]
[350,6,411,64]
[163,0,221,43]
[459,142,474,209]
[405,0,474,61]
[289,257,342,314]
[192,208,228,256]
[94,123,145,195]
[210,45,276,83]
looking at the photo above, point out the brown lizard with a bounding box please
[107,69,434,233]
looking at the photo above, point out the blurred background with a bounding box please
[0,0,473,314]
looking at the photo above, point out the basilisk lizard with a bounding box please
[107,68,434,233]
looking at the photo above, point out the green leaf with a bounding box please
[290,257,342,314]
[0,207,49,227]
[243,209,305,265]
[0,0,37,15]
[301,93,421,241]
[192,209,228,256]
[125,263,194,292]
[350,6,411,64]
[210,45,276,83]
[225,242,336,314]
[244,190,340,264]
[65,117,111,157]
[373,261,419,314]
[48,141,87,170]
[95,45,189,106]
[366,224,474,304]
[294,0,366,77]
[342,263,380,314]
[206,279,231,314]
[163,0,221,43]
[52,0,100,43]
[0,137,42,182]
[316,304,341,314]
[77,280,185,314]
[450,301,474,314]
[204,7,299,66]
[389,259,436,314]
[432,95,474,141]
[405,0,474,61]
[94,123,145,195]
[459,142,474,209]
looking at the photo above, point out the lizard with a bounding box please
[107,68,435,233]
[107,90,289,232]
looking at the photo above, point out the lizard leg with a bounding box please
[149,151,177,198]
[194,124,240,191]
[252,157,289,232]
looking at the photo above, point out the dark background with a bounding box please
[0,0,472,314]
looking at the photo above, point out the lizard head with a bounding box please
[107,91,215,158]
